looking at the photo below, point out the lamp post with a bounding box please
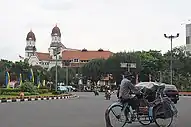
[66,66,69,85]
[65,61,70,86]
[164,33,179,85]
[54,46,61,92]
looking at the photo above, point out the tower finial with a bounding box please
[55,23,57,27]
[30,28,32,32]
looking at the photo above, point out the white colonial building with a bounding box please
[25,25,113,70]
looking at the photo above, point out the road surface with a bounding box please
[0,92,191,127]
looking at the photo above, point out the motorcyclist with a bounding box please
[94,86,99,96]
[119,71,140,122]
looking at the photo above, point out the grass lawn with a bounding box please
[0,93,70,99]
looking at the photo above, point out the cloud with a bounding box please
[25,22,53,29]
[40,0,73,11]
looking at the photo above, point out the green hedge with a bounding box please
[52,91,61,95]
[52,90,67,95]
[0,88,39,96]
[39,86,48,89]
[38,89,49,94]
[1,91,31,96]
[0,88,21,95]
[2,92,20,96]
[179,89,191,92]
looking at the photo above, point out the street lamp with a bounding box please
[53,46,61,92]
[164,33,179,85]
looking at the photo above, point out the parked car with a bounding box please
[57,86,68,93]
[162,84,179,104]
[65,86,77,92]
[135,82,179,104]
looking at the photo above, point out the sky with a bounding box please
[0,0,191,61]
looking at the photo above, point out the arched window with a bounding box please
[58,37,60,42]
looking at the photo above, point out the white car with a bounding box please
[57,86,68,92]
[65,86,76,92]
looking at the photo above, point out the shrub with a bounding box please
[30,92,39,95]
[0,88,21,95]
[39,86,48,89]
[2,92,19,96]
[23,92,31,96]
[20,82,37,93]
[38,89,49,94]
[52,91,61,95]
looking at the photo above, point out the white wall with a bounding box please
[28,56,40,66]
[48,60,62,70]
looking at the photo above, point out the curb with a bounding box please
[0,94,79,103]
[179,94,191,96]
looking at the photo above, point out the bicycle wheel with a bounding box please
[138,113,152,125]
[154,104,173,127]
[108,105,127,127]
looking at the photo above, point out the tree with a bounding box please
[82,58,105,86]
[163,45,191,88]
[136,50,164,82]
[104,52,141,85]
[49,66,76,85]
[49,66,62,83]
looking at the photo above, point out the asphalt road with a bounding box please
[0,92,191,127]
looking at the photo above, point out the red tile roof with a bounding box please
[35,50,113,61]
[36,52,51,61]
[62,50,113,60]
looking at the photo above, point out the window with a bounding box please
[73,59,79,62]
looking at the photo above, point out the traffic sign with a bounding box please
[130,63,136,68]
[120,63,127,68]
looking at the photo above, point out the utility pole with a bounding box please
[164,33,179,85]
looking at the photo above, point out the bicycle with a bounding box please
[105,84,178,127]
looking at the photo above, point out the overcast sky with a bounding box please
[0,0,191,61]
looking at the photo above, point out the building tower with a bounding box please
[49,25,65,59]
[25,30,36,59]
[186,24,191,52]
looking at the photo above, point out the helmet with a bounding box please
[123,71,134,80]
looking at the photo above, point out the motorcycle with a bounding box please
[105,90,111,100]
[94,90,99,96]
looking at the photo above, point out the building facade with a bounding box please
[186,24,191,52]
[25,25,113,70]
